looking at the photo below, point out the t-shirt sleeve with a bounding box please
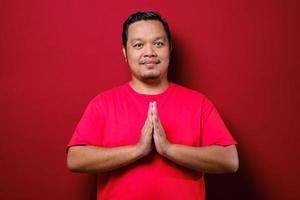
[200,97,237,146]
[67,97,104,151]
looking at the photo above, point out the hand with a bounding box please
[152,101,170,156]
[137,102,154,157]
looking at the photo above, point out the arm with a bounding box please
[67,103,154,173]
[152,101,239,174]
[162,144,239,173]
[67,144,144,173]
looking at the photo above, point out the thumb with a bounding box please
[147,102,153,123]
[152,101,158,116]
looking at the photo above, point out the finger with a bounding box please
[154,129,161,138]
[154,122,159,133]
[147,102,152,118]
[152,102,160,125]
[153,126,158,136]
[152,101,158,116]
[146,119,154,131]
[154,115,159,124]
[149,102,154,123]
[144,120,152,131]
[153,114,159,126]
[146,102,153,126]
[148,120,153,130]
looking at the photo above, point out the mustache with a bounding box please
[139,59,161,65]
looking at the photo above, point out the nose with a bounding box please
[143,44,157,57]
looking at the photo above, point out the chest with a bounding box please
[100,100,201,147]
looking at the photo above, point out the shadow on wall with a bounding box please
[168,36,184,84]
[205,159,260,200]
[169,38,261,200]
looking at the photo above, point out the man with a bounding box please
[67,11,239,200]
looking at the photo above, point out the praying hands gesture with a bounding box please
[137,101,238,173]
[137,101,170,156]
[152,102,170,156]
[68,102,238,174]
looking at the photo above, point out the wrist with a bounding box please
[135,143,149,158]
[160,142,172,157]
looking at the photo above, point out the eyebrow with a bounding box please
[130,36,167,43]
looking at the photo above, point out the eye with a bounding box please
[154,41,165,48]
[133,43,143,49]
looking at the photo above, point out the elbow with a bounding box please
[67,148,85,173]
[226,153,239,173]
[67,156,79,172]
[67,154,80,172]
[219,158,238,173]
[224,145,239,173]
[228,157,239,173]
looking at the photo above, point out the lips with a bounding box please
[140,60,160,65]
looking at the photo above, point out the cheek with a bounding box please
[159,49,170,60]
[127,52,142,63]
[160,53,170,65]
[127,56,141,72]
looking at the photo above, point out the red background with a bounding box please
[1,0,299,199]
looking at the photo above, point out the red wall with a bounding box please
[1,0,299,199]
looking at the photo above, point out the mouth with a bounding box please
[140,60,160,68]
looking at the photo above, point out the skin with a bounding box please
[67,20,239,174]
[67,102,154,173]
[122,20,171,94]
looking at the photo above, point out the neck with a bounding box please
[130,77,169,95]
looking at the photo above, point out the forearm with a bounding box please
[67,145,143,173]
[163,144,239,174]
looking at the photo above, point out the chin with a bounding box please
[141,73,160,81]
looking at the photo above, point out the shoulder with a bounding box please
[88,83,128,107]
[170,82,207,103]
[171,83,219,117]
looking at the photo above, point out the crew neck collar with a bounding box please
[126,81,174,99]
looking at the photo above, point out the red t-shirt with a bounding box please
[68,82,237,200]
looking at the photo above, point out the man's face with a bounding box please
[123,20,171,83]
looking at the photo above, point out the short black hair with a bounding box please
[122,11,171,49]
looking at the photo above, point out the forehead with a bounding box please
[127,20,167,40]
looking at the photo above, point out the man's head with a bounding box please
[122,11,172,83]
[122,11,172,50]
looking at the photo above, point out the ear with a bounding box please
[122,47,127,62]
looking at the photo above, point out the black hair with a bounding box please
[122,11,172,49]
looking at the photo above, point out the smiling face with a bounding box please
[123,20,171,84]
